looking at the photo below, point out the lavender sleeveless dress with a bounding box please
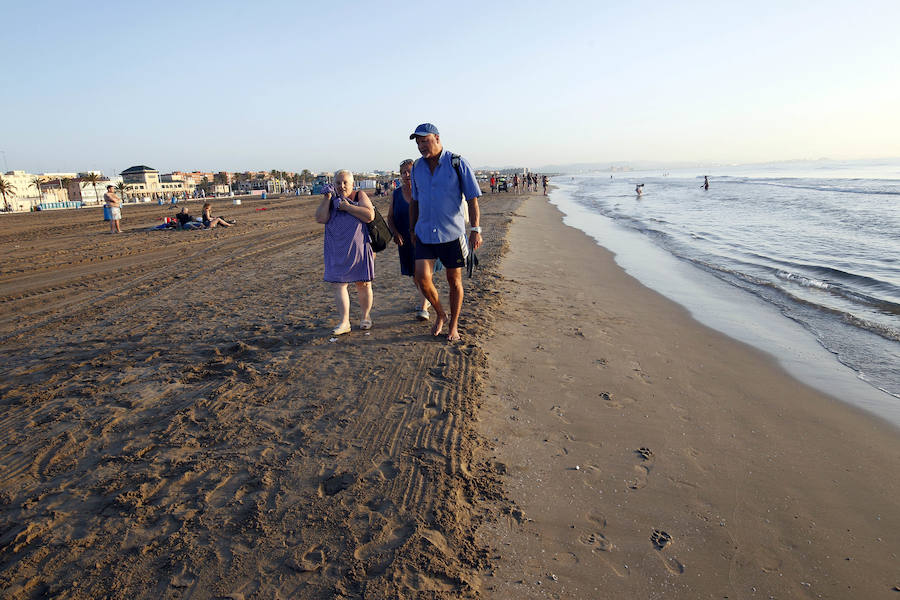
[323,195,374,283]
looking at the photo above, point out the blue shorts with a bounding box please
[415,235,468,269]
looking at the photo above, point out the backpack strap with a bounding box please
[451,153,464,188]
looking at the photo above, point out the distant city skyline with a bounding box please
[3,1,899,175]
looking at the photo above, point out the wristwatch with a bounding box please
[470,226,482,233]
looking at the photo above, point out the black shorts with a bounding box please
[415,236,468,269]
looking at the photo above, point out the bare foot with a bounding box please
[431,313,446,336]
[447,328,460,342]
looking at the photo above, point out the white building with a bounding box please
[0,170,44,212]
[68,174,124,205]
[121,165,193,200]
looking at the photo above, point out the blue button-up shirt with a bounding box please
[411,150,482,244]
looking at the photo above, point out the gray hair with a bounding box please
[399,159,415,169]
[334,169,353,181]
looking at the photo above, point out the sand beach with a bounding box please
[1,191,898,599]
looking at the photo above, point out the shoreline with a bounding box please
[477,194,900,598]
[549,178,900,425]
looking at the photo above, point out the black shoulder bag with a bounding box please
[362,192,391,253]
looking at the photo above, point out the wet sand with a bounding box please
[478,194,900,599]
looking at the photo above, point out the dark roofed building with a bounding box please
[120,165,159,185]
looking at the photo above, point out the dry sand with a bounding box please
[0,194,513,599]
[477,195,900,599]
[1,191,898,599]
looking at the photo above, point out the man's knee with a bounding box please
[445,268,463,288]
[414,262,432,286]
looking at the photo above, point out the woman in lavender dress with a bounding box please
[315,170,375,335]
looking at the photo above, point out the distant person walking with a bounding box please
[315,170,375,335]
[542,175,549,195]
[513,174,520,195]
[103,185,122,234]
[387,158,430,321]
[408,123,482,341]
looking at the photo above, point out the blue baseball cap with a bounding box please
[409,123,439,139]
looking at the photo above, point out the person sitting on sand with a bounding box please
[201,203,234,229]
[174,206,202,230]
[315,170,375,335]
[387,158,431,322]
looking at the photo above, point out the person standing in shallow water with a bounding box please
[408,123,483,342]
[315,170,375,335]
[387,158,430,321]
[703,176,710,190]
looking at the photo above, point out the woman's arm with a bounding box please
[386,194,402,245]
[338,191,375,223]
[408,198,418,247]
[315,193,332,224]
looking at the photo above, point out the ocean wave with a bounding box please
[776,270,832,290]
[667,257,900,343]
[716,176,900,196]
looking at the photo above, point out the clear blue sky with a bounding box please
[3,0,898,175]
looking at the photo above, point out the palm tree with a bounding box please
[115,181,128,201]
[31,176,46,210]
[81,172,104,205]
[0,175,17,212]
[59,178,72,205]
[300,169,313,185]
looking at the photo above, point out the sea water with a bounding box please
[548,159,900,426]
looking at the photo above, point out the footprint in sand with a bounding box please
[629,361,652,384]
[549,405,571,424]
[628,447,654,490]
[291,546,326,572]
[578,514,627,578]
[579,531,613,552]
[319,471,357,497]
[598,391,636,409]
[598,391,622,408]
[650,529,685,575]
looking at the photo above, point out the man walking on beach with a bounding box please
[408,123,482,341]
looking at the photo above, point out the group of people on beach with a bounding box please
[102,184,235,232]
[487,173,550,195]
[316,123,483,342]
